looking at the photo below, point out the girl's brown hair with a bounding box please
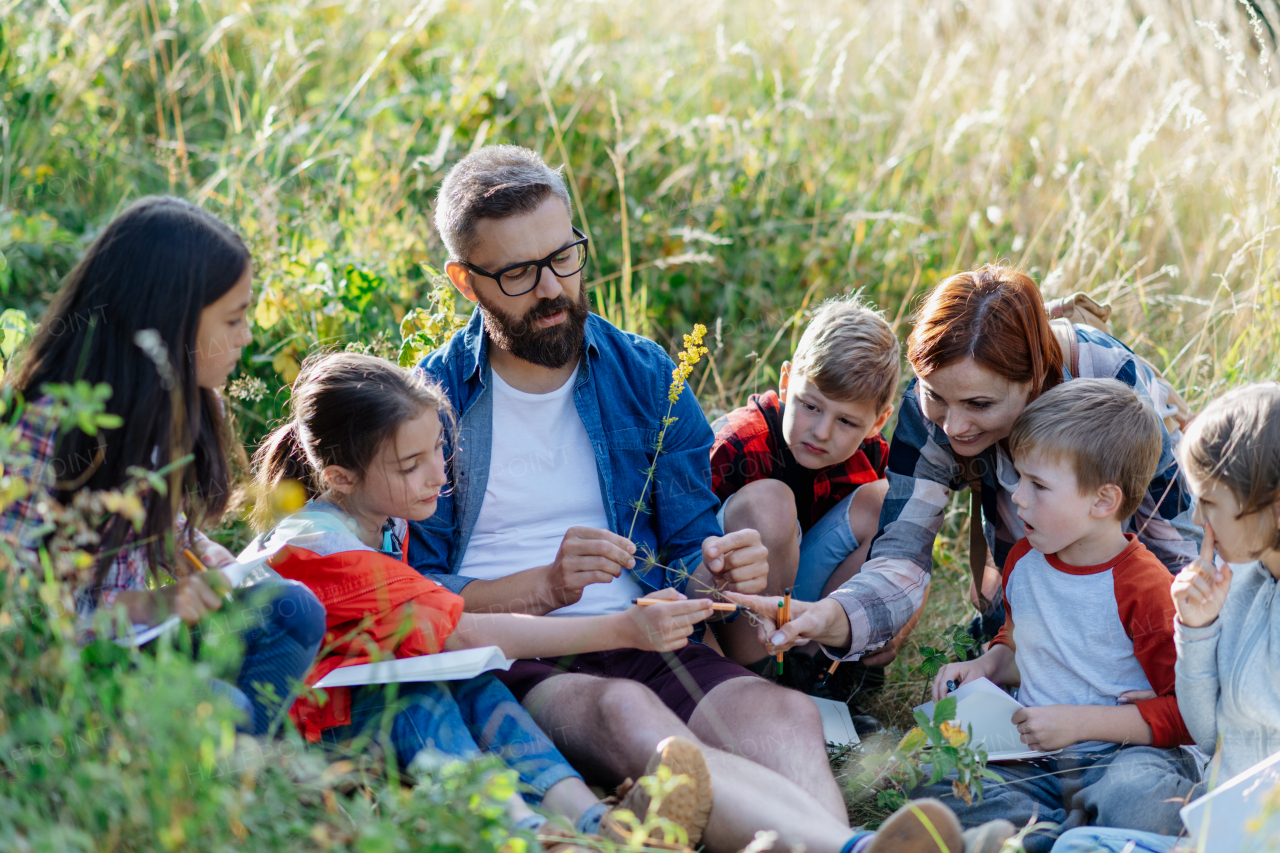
[251,352,452,532]
[907,264,1064,400]
[1179,383,1280,547]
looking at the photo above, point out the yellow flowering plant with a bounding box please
[625,324,708,541]
[845,695,1000,817]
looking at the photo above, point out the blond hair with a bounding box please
[1008,378,1161,520]
[790,294,901,410]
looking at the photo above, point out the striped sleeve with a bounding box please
[824,386,958,656]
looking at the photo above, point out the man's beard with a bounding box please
[477,285,590,370]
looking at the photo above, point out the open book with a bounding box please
[914,677,1060,762]
[114,555,271,647]
[313,646,515,689]
[1180,749,1280,853]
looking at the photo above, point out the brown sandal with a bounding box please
[600,736,713,850]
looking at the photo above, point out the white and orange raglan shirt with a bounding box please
[991,535,1193,751]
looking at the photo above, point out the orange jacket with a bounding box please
[247,509,463,741]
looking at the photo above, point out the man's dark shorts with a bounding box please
[497,643,758,723]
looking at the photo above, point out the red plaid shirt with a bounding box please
[709,390,888,532]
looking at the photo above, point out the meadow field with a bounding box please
[2,0,1279,848]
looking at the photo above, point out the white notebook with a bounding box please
[1180,749,1280,853]
[313,646,516,689]
[915,677,1060,762]
[810,695,860,747]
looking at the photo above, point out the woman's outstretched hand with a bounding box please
[723,593,852,654]
[1172,523,1232,629]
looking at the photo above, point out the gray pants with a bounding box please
[910,745,1200,853]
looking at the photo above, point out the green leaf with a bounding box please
[0,308,33,361]
[933,696,958,725]
[912,709,932,730]
[341,264,382,313]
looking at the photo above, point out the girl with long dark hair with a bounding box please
[1,195,324,737]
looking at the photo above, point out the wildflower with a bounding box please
[627,323,710,542]
[939,721,969,747]
[668,323,708,404]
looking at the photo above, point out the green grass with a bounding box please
[3,0,1280,838]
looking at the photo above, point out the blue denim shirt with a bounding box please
[406,309,722,596]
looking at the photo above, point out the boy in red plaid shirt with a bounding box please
[709,295,902,670]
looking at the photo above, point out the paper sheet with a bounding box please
[313,646,516,688]
[915,677,1060,761]
[113,556,267,648]
[810,695,860,746]
[1180,749,1280,853]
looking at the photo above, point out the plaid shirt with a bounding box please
[827,324,1202,660]
[0,395,196,617]
[709,391,888,532]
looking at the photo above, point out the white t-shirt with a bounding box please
[458,364,642,617]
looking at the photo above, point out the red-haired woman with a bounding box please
[732,264,1201,663]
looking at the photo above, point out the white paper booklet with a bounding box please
[1180,749,1280,853]
[914,677,1060,762]
[313,646,516,689]
[114,555,272,648]
[810,696,861,747]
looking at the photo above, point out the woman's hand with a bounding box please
[724,594,851,654]
[1172,524,1232,629]
[624,589,715,652]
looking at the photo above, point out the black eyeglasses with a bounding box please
[460,227,590,297]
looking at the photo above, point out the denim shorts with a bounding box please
[719,488,862,602]
[322,673,580,804]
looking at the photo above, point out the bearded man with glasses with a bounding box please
[407,145,878,853]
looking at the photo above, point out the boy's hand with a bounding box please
[1172,523,1232,629]
[725,594,851,652]
[624,589,715,652]
[544,528,637,608]
[1010,705,1080,752]
[931,658,990,702]
[701,530,768,594]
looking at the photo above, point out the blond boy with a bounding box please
[922,379,1198,852]
[709,295,900,666]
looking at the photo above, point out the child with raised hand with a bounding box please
[1,196,325,738]
[245,351,717,848]
[1053,382,1280,853]
[708,294,901,669]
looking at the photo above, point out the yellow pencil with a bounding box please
[182,548,208,573]
[777,588,792,675]
[632,597,739,612]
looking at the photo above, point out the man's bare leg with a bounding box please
[521,673,854,853]
[688,676,848,821]
[714,479,801,664]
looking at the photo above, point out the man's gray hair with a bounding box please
[434,145,573,263]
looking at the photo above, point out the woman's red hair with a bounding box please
[907,264,1064,399]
